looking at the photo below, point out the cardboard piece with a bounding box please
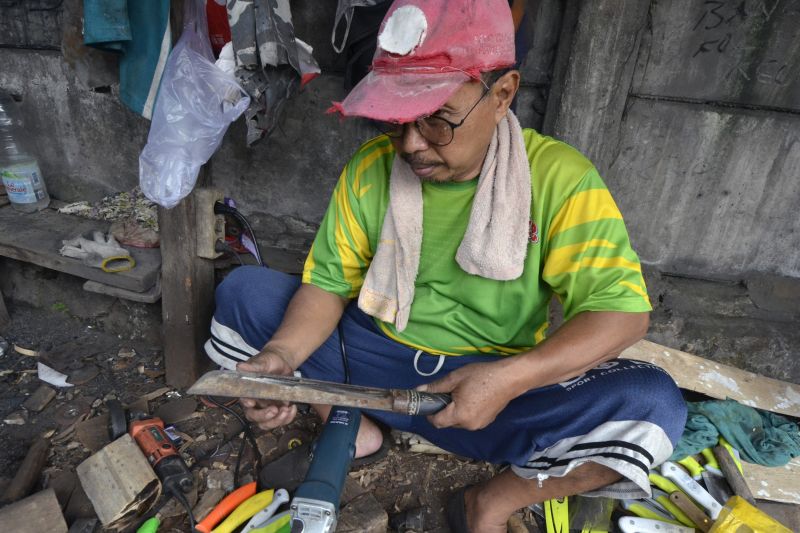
[76,434,161,529]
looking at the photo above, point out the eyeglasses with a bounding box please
[375,81,491,147]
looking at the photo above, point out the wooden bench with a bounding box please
[0,204,162,308]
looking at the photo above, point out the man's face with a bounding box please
[389,71,520,183]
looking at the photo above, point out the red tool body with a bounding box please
[129,416,194,494]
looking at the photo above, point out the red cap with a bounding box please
[330,0,515,123]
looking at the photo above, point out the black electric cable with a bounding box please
[337,322,351,385]
[205,396,265,488]
[169,486,197,532]
[214,202,267,268]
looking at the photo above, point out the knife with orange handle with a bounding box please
[195,482,258,533]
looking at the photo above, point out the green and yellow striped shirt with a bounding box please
[303,129,651,356]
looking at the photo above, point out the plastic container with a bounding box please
[0,93,50,213]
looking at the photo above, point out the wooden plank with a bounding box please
[622,339,800,504]
[159,177,216,389]
[0,206,161,292]
[621,339,800,418]
[0,489,68,533]
[745,457,800,506]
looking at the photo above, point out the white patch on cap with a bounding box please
[378,5,428,55]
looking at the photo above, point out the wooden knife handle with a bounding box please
[669,491,712,532]
[713,445,756,505]
[393,390,452,416]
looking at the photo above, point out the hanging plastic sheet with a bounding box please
[138,0,250,208]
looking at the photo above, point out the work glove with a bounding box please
[60,231,136,272]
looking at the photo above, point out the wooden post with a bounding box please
[159,166,216,388]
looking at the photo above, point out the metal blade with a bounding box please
[701,471,733,506]
[187,370,396,412]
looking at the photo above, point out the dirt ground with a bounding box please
[1,265,798,532]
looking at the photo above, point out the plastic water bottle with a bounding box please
[0,93,50,213]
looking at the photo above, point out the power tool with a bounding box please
[289,406,361,533]
[107,400,194,495]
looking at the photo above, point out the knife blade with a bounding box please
[617,516,694,533]
[187,370,452,416]
[661,461,722,519]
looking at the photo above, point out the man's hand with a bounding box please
[237,349,297,430]
[417,361,518,431]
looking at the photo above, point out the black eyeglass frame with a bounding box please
[376,78,493,147]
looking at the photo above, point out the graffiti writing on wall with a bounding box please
[691,0,799,86]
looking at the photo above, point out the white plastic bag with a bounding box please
[139,0,249,208]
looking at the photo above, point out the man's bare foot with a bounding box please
[312,404,383,458]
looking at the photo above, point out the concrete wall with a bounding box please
[1,0,797,279]
[549,0,800,279]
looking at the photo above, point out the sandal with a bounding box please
[445,485,472,533]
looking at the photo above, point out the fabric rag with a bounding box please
[227,0,321,145]
[358,111,531,331]
[83,0,171,119]
[669,399,800,466]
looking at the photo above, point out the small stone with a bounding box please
[206,469,234,491]
[4,412,26,425]
[91,398,102,408]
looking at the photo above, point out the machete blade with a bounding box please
[187,370,397,412]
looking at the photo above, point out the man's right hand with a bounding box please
[237,349,298,430]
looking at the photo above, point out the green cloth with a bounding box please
[302,131,651,355]
[670,399,800,466]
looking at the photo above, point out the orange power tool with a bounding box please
[108,400,194,495]
[129,417,194,494]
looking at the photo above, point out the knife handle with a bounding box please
[713,445,755,505]
[393,390,452,416]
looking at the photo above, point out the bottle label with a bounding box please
[1,161,45,204]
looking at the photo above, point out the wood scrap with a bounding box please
[620,339,800,418]
[621,340,800,505]
[0,488,68,533]
[13,344,39,357]
[22,384,57,412]
[0,436,50,504]
[337,491,389,533]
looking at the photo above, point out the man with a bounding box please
[205,0,687,531]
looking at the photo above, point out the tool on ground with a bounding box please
[676,455,704,480]
[648,488,696,528]
[712,444,755,505]
[543,497,569,533]
[212,489,276,533]
[242,489,290,532]
[669,491,712,532]
[188,370,452,416]
[660,461,722,520]
[108,400,195,529]
[617,516,694,533]
[699,447,734,505]
[289,406,360,533]
[196,482,258,533]
[621,499,682,526]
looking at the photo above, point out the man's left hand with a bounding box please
[416,361,518,431]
